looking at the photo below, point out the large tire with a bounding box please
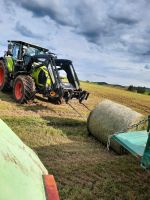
[0,60,11,91]
[13,75,36,103]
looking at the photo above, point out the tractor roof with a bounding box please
[8,40,49,52]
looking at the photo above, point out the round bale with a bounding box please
[87,100,143,154]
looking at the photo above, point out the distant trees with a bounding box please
[128,85,146,94]
[137,87,146,94]
[128,85,135,92]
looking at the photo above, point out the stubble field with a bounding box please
[0,82,150,200]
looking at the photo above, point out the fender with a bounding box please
[32,65,51,87]
[4,56,14,73]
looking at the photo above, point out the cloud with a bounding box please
[144,65,150,70]
[9,0,150,58]
[10,0,74,26]
[1,0,150,87]
[109,16,138,25]
[15,21,43,39]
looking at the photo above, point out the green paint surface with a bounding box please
[0,119,48,200]
[112,130,150,169]
[112,130,148,157]
[141,132,150,169]
[32,65,51,87]
[5,56,14,72]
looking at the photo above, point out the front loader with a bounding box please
[0,41,89,104]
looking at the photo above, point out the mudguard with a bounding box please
[32,65,51,87]
[5,56,14,72]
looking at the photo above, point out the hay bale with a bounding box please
[87,100,143,154]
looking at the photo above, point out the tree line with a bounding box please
[128,85,150,94]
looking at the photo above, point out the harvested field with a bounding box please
[0,82,150,200]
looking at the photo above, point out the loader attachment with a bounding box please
[54,59,89,103]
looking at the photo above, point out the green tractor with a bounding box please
[0,41,89,104]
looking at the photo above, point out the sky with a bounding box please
[0,0,150,87]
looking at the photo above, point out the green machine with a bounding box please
[0,40,89,104]
[110,116,150,169]
[0,119,59,200]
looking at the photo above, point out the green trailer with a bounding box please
[0,119,59,200]
[110,116,150,169]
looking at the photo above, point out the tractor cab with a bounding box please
[5,41,49,72]
[3,40,49,76]
[7,40,48,58]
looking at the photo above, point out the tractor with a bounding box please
[0,41,89,104]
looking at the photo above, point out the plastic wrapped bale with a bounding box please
[87,100,143,154]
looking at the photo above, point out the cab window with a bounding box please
[12,45,20,60]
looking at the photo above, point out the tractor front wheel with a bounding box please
[13,75,36,103]
[0,60,11,91]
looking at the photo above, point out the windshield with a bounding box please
[24,46,45,56]
[12,44,20,60]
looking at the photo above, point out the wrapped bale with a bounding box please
[87,100,143,154]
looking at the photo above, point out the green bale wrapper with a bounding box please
[0,119,59,200]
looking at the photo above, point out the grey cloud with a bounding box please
[10,0,74,26]
[7,0,150,62]
[15,21,42,39]
[109,16,138,25]
[76,29,103,44]
[144,65,150,70]
[72,1,141,52]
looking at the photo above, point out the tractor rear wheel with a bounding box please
[13,75,36,103]
[0,60,11,91]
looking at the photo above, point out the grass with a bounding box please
[0,82,150,200]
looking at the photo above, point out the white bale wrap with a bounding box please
[87,100,143,154]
